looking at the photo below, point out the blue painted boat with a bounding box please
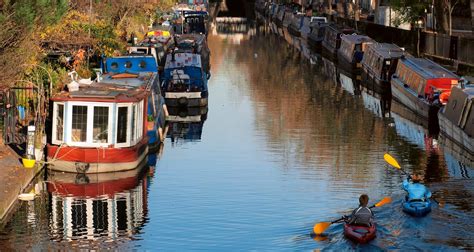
[161,52,208,107]
[402,199,432,217]
[103,55,167,151]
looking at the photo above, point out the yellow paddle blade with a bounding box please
[313,222,332,235]
[375,197,392,207]
[384,153,401,169]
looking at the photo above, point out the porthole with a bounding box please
[139,60,147,68]
[125,61,132,68]
[111,62,118,70]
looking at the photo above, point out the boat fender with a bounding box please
[178,97,188,105]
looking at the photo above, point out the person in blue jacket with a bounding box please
[403,174,432,202]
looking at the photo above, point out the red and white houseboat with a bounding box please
[391,57,459,119]
[47,57,161,173]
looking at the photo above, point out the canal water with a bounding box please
[1,25,473,250]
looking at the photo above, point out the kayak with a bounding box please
[402,199,431,217]
[343,223,376,243]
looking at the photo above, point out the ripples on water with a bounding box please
[0,24,473,250]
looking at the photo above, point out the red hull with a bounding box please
[47,138,148,163]
[344,223,376,243]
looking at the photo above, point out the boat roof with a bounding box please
[175,34,206,46]
[401,57,459,79]
[165,53,202,69]
[367,43,405,59]
[341,34,373,44]
[52,72,156,102]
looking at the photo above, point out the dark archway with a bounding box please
[218,0,254,18]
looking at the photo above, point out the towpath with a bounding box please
[0,144,41,223]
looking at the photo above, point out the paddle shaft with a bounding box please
[333,204,377,223]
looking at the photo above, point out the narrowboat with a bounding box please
[127,43,166,70]
[173,33,211,77]
[337,34,373,72]
[321,25,354,59]
[391,57,459,119]
[307,22,329,52]
[181,10,209,35]
[161,52,208,107]
[438,84,474,154]
[47,56,165,173]
[274,5,285,28]
[47,161,149,241]
[361,43,405,95]
[288,14,304,37]
[299,16,312,45]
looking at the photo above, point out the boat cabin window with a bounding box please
[93,107,109,143]
[52,101,144,147]
[111,62,118,70]
[137,48,148,54]
[117,106,128,144]
[53,103,64,144]
[72,105,88,142]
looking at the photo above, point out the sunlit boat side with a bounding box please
[337,34,374,72]
[391,57,460,120]
[438,84,474,154]
[321,24,354,59]
[361,43,405,96]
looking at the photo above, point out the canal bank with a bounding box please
[0,144,43,224]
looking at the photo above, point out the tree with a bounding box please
[442,0,465,36]
[389,0,429,28]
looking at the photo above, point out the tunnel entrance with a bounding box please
[217,0,254,18]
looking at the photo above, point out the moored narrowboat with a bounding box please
[321,24,354,59]
[161,52,208,107]
[47,56,164,173]
[173,33,211,76]
[288,14,304,37]
[307,22,328,52]
[337,34,373,72]
[438,84,474,154]
[361,43,405,95]
[391,57,460,119]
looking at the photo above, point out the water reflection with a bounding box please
[166,107,208,144]
[47,161,150,245]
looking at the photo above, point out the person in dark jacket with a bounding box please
[344,194,373,227]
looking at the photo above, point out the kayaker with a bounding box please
[344,194,374,227]
[403,174,432,202]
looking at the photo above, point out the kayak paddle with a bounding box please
[313,197,392,235]
[383,153,444,207]
[383,153,410,176]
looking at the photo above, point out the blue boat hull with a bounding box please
[402,200,432,217]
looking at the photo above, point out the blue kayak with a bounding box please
[402,199,432,217]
